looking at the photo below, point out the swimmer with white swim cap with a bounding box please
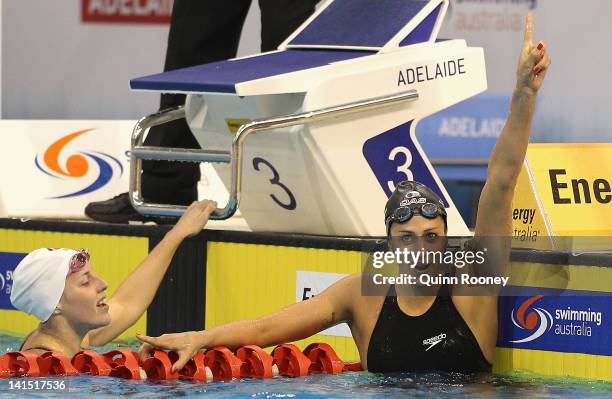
[10,200,217,358]
[137,13,551,373]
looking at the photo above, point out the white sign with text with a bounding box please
[296,271,351,338]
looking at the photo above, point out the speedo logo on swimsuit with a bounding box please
[422,333,446,351]
[400,198,426,207]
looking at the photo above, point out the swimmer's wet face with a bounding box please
[389,215,447,273]
[389,214,446,244]
[385,181,448,273]
[56,253,110,329]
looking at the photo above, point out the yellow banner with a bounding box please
[0,228,148,341]
[511,160,551,248]
[512,144,612,247]
[206,242,362,361]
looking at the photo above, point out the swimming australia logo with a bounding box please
[510,295,553,343]
[423,332,446,351]
[34,129,123,199]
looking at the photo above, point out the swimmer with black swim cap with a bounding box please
[368,179,491,372]
[137,12,551,374]
[383,180,449,274]
[384,180,448,235]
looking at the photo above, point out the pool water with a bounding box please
[1,335,610,398]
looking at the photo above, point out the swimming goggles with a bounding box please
[68,249,90,276]
[386,203,446,226]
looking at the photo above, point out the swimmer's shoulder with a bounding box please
[19,330,54,355]
[19,348,49,355]
[323,273,361,302]
[18,330,37,350]
[343,274,390,314]
[323,274,383,310]
[328,273,387,297]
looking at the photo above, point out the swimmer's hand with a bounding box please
[170,199,218,238]
[515,12,551,95]
[137,331,205,372]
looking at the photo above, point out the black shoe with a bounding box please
[84,193,177,225]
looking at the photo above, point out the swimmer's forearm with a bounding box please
[88,229,185,345]
[473,90,537,238]
[196,325,320,352]
[194,293,345,350]
[113,228,184,307]
[197,317,317,350]
[114,200,217,312]
[487,11,549,190]
[474,13,548,239]
[195,319,266,350]
[487,89,537,189]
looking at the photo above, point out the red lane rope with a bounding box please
[0,343,364,381]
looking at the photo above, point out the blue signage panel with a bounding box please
[0,252,26,310]
[417,93,510,161]
[362,120,449,206]
[498,293,611,356]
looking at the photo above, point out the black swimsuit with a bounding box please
[366,285,492,373]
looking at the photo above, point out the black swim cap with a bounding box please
[384,181,447,235]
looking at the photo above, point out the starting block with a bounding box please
[129,0,486,236]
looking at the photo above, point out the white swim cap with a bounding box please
[10,248,78,322]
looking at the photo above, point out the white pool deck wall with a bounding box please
[0,0,3,117]
[1,0,611,143]
[0,0,262,120]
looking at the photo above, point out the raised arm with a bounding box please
[453,14,551,354]
[136,274,358,372]
[84,200,217,346]
[474,12,551,238]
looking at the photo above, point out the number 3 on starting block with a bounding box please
[363,120,447,205]
[252,157,297,211]
[387,146,414,192]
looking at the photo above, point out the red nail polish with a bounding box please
[537,42,543,50]
[533,66,540,74]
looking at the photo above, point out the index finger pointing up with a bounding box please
[523,11,534,47]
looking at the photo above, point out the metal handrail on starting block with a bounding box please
[129,89,418,220]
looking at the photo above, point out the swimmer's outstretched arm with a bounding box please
[474,11,551,239]
[453,13,551,358]
[83,200,218,347]
[136,274,357,372]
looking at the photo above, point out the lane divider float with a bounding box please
[0,342,364,381]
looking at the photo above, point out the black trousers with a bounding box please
[142,0,319,205]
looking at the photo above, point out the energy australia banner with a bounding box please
[497,294,611,356]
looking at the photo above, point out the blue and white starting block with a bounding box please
[129,0,486,237]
